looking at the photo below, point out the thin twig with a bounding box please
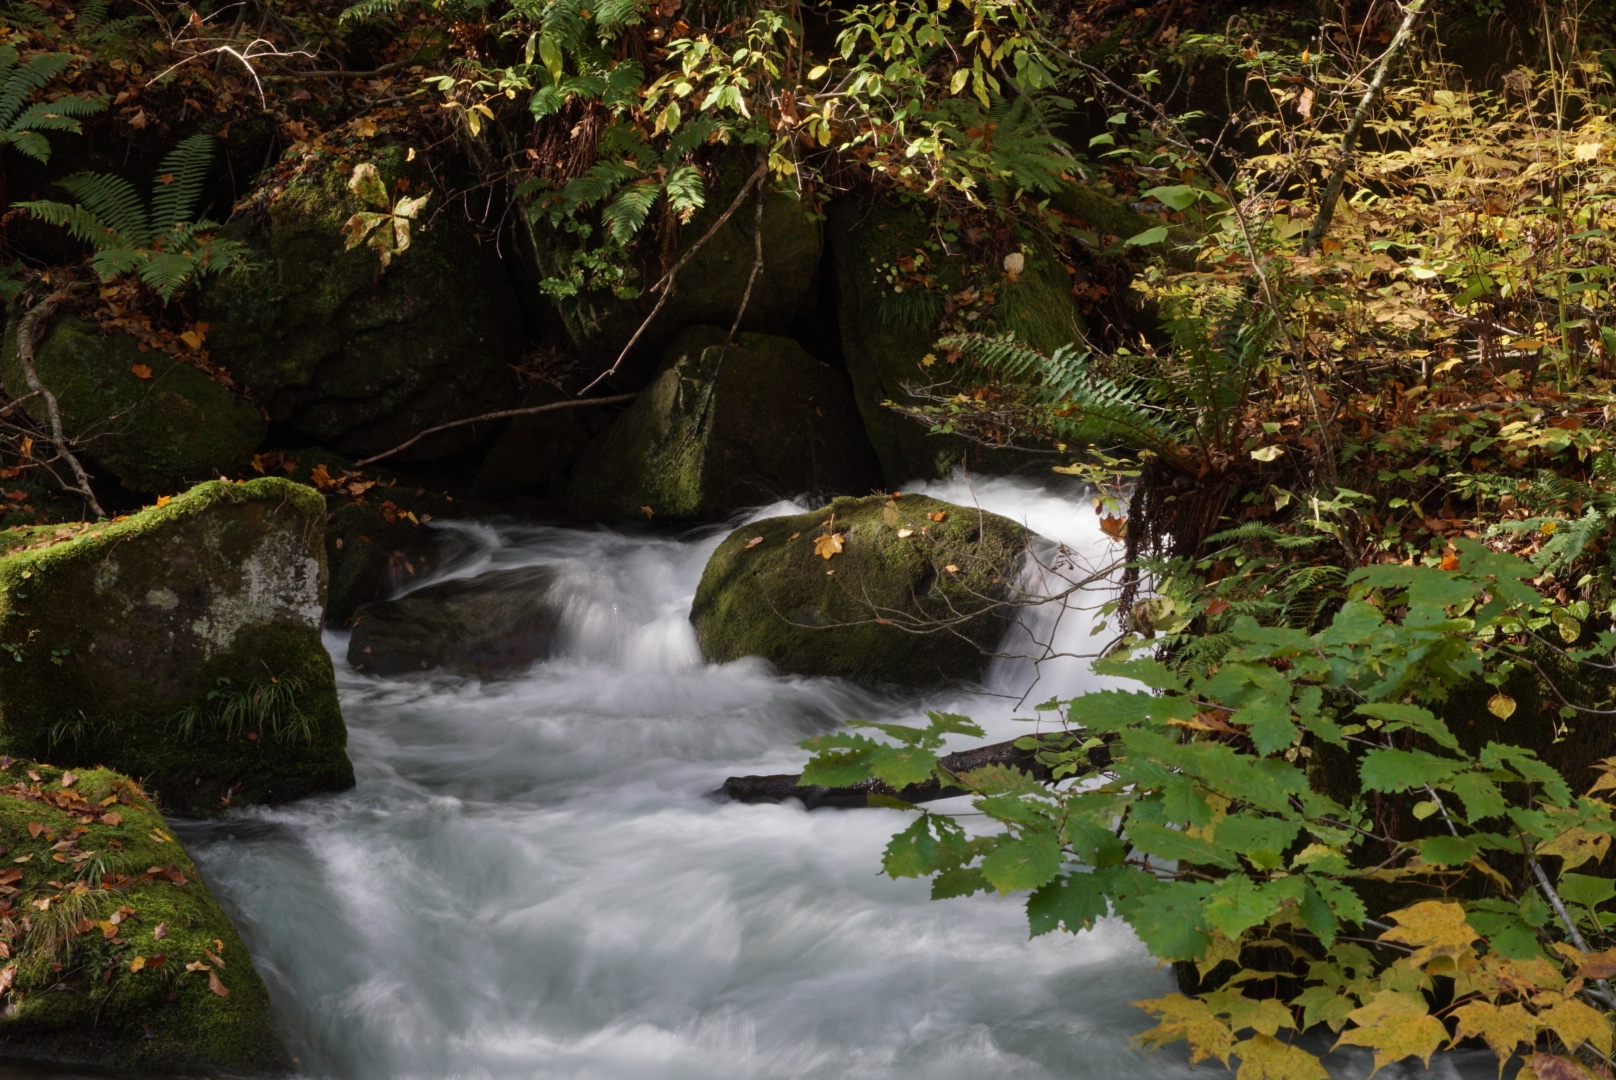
[691,171,767,438]
[353,394,636,467]
[9,290,105,519]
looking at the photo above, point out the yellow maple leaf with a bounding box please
[1333,991,1448,1076]
[1536,826,1610,870]
[1534,993,1612,1056]
[1450,1000,1539,1063]
[813,533,844,560]
[1131,993,1235,1066]
[1232,1034,1328,1080]
[1196,930,1242,978]
[1379,900,1477,969]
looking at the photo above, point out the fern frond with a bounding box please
[2,129,48,161]
[88,245,147,281]
[55,172,146,244]
[339,0,414,23]
[0,52,71,126]
[10,95,103,127]
[138,252,199,302]
[13,198,116,247]
[601,178,659,245]
[149,132,216,234]
[594,0,642,37]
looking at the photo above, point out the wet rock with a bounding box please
[0,477,354,815]
[1,317,266,494]
[471,383,602,502]
[201,145,520,462]
[691,493,1030,687]
[568,326,882,521]
[0,761,289,1075]
[828,197,1084,484]
[516,162,821,389]
[348,566,563,676]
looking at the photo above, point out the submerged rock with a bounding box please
[348,566,563,676]
[691,494,1030,687]
[0,478,353,815]
[0,761,288,1074]
[1,317,266,494]
[568,326,882,521]
[201,146,520,462]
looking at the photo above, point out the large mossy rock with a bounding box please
[0,478,353,815]
[349,566,563,676]
[0,762,287,1074]
[691,494,1029,686]
[517,167,821,390]
[1,318,266,495]
[200,148,520,461]
[568,326,882,521]
[828,197,1085,484]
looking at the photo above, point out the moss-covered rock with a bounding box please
[518,165,821,389]
[0,478,353,816]
[1,318,267,495]
[568,326,882,521]
[349,566,563,676]
[0,762,287,1074]
[691,493,1029,686]
[827,197,1084,484]
[200,147,520,461]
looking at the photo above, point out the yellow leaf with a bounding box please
[744,536,764,549]
[1250,445,1286,462]
[1450,1000,1539,1061]
[1333,991,1448,1075]
[1575,142,1603,161]
[813,533,843,560]
[179,330,204,350]
[1536,826,1610,870]
[1487,693,1516,719]
[1233,1034,1328,1080]
[1131,993,1235,1066]
[1379,900,1477,968]
[1222,996,1294,1037]
[1196,930,1242,978]
[1536,993,1612,1055]
[896,528,914,538]
[129,955,146,973]
[155,495,171,508]
[944,564,960,573]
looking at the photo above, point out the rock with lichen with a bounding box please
[0,761,288,1074]
[0,477,353,815]
[690,493,1030,686]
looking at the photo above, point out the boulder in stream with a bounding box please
[568,326,882,521]
[0,477,354,815]
[348,566,564,676]
[691,494,1030,686]
[0,761,288,1074]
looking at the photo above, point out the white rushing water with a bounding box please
[140,475,1479,1080]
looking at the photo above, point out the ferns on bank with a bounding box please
[16,133,247,301]
[0,45,104,163]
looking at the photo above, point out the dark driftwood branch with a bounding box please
[576,160,770,396]
[718,734,1112,809]
[354,393,637,467]
[1298,0,1428,255]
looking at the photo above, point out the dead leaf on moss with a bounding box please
[130,364,152,379]
[814,533,844,559]
[928,511,947,522]
[897,528,914,538]
[744,536,764,549]
[208,970,229,997]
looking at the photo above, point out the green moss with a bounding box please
[200,145,520,461]
[690,493,1028,686]
[568,326,882,521]
[0,478,353,816]
[0,762,288,1074]
[0,318,266,495]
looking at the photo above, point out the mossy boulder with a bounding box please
[691,494,1029,686]
[827,197,1084,484]
[517,166,821,389]
[568,326,882,521]
[349,566,563,676]
[1,318,266,495]
[0,477,353,816]
[0,762,287,1074]
[200,147,520,461]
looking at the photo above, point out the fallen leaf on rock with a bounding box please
[208,970,229,997]
[205,948,226,969]
[945,564,960,573]
[148,830,170,844]
[129,956,146,973]
[26,823,41,839]
[185,960,209,973]
[153,921,166,941]
[640,505,655,519]
[154,496,170,509]
[744,536,764,549]
[897,528,914,538]
[787,531,800,541]
[59,772,75,788]
[814,533,844,559]
[100,813,122,827]
[130,364,152,379]
[928,511,947,522]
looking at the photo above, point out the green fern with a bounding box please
[0,45,104,163]
[16,134,246,301]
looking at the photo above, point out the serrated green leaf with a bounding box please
[1354,703,1459,750]
[1126,822,1239,869]
[1359,748,1461,792]
[980,832,1062,893]
[1027,872,1109,935]
[883,816,938,878]
[1444,772,1506,821]
[1214,815,1300,856]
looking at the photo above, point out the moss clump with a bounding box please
[0,318,266,495]
[568,326,882,520]
[0,762,288,1074]
[200,145,520,462]
[828,197,1085,484]
[0,478,353,816]
[690,493,1029,686]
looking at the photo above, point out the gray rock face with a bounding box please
[567,326,883,521]
[348,566,565,676]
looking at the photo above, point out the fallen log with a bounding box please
[718,734,1112,809]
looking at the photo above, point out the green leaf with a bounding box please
[1203,876,1285,938]
[868,745,938,788]
[980,832,1062,893]
[1360,748,1460,793]
[1417,835,1481,866]
[931,867,987,899]
[1125,225,1169,246]
[1027,872,1109,935]
[1559,872,1616,908]
[1126,822,1239,869]
[1214,815,1300,857]
[1354,703,1459,750]
[883,816,938,878]
[1116,879,1213,961]
[1141,184,1199,210]
[1239,699,1296,756]
[347,162,390,211]
[1444,772,1506,822]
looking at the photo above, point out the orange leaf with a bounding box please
[99,812,122,827]
[744,536,764,549]
[207,970,229,997]
[813,533,844,560]
[129,955,146,973]
[928,511,947,522]
[1205,598,1230,616]
[26,822,42,839]
[130,364,152,379]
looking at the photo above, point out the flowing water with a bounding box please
[34,476,1488,1080]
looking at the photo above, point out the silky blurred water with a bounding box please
[144,476,1496,1080]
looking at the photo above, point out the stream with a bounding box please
[35,476,1491,1079]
